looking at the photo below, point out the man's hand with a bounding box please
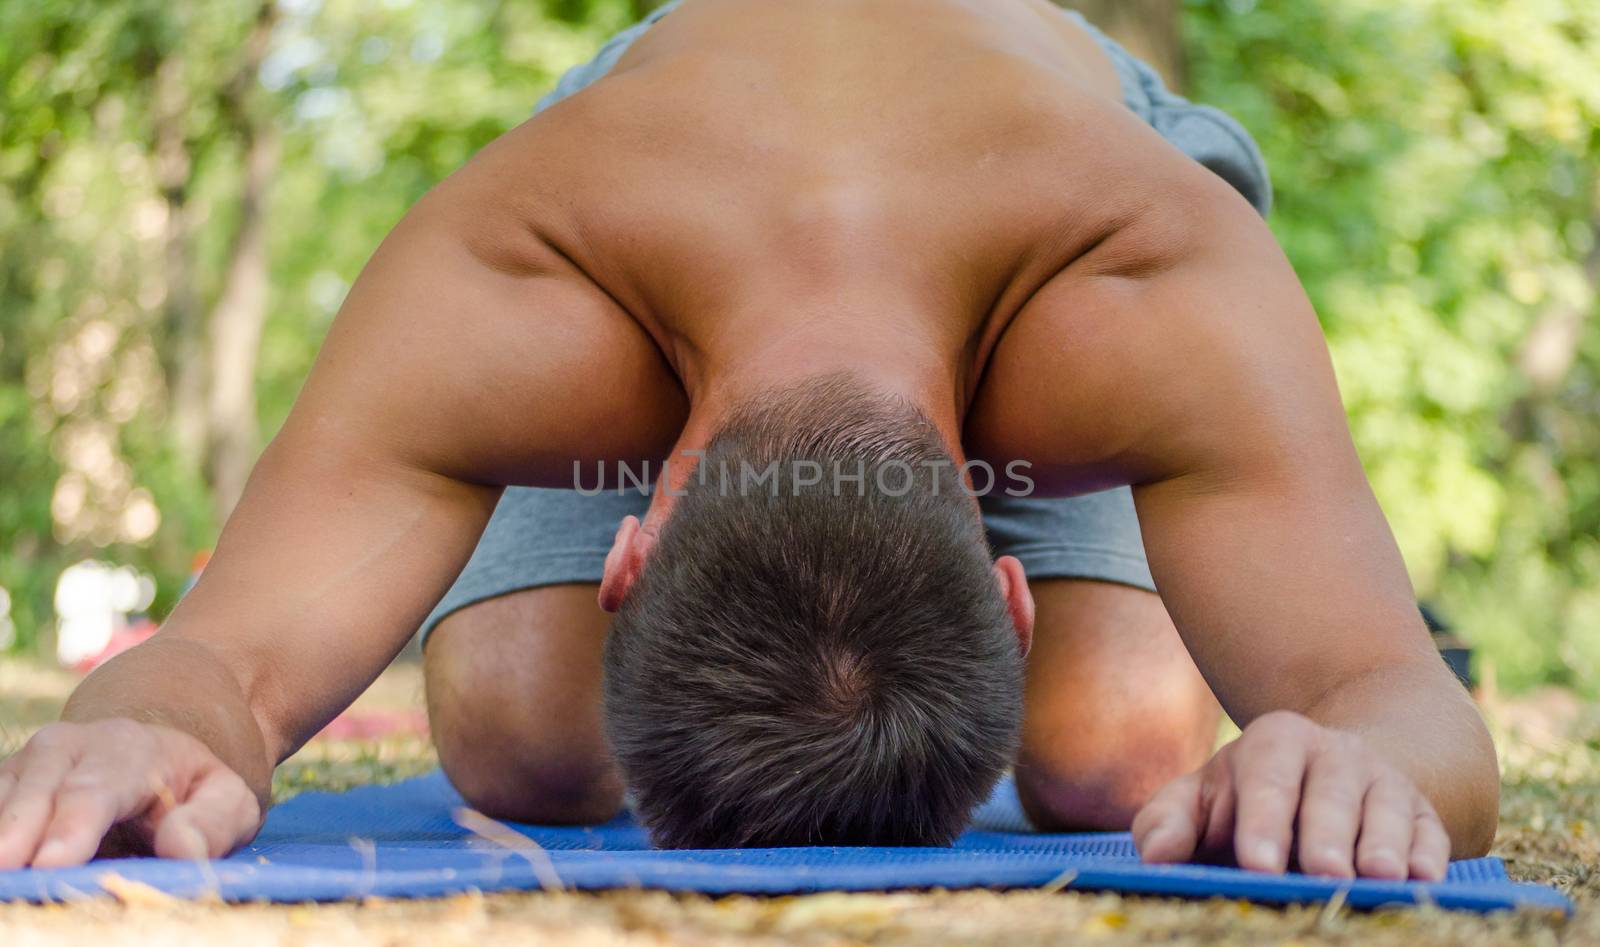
[1131,711,1452,881]
[0,719,261,869]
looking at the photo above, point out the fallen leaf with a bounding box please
[97,872,178,908]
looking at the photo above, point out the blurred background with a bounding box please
[0,0,1596,694]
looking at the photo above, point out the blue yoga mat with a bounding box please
[0,771,1570,913]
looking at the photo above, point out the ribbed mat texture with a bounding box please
[0,772,1570,913]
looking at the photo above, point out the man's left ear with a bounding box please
[992,555,1034,658]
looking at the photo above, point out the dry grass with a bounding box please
[1,658,1595,946]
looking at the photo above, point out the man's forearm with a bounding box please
[1133,463,1501,860]
[1302,659,1500,857]
[60,634,275,809]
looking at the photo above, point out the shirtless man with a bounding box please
[0,0,1496,878]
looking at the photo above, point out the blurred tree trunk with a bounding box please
[153,53,208,467]
[204,0,280,521]
[1053,0,1187,91]
[1506,213,1600,443]
[1517,218,1600,398]
[206,128,278,519]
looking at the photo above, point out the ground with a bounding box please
[1,659,1595,946]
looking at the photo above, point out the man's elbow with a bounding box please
[1419,675,1501,860]
[1451,718,1502,859]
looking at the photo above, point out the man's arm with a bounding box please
[59,434,501,801]
[0,143,687,868]
[1129,459,1497,877]
[969,163,1497,878]
[9,443,497,868]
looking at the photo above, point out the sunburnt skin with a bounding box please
[0,0,1496,881]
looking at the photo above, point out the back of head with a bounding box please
[603,374,1023,848]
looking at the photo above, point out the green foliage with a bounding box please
[1,0,1596,694]
[1186,0,1600,691]
[0,0,635,650]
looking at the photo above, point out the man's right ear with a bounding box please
[599,515,651,613]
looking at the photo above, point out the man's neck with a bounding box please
[638,352,967,533]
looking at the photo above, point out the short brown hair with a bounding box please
[602,374,1022,848]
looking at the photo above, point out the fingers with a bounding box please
[31,783,133,868]
[1138,714,1457,883]
[151,765,260,861]
[1194,767,1237,858]
[1133,770,1204,864]
[29,759,163,868]
[0,721,259,869]
[1354,776,1418,880]
[0,738,75,869]
[1293,734,1367,878]
[1408,805,1451,882]
[1229,718,1310,874]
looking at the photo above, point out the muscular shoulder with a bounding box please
[966,170,1324,494]
[305,132,686,487]
[396,114,588,278]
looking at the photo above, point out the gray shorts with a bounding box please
[419,2,1271,644]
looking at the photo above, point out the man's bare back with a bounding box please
[0,0,1496,881]
[434,0,1178,441]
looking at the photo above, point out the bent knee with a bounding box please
[441,742,624,826]
[425,602,623,825]
[1017,722,1215,831]
[429,667,624,824]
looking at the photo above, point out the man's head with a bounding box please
[600,374,1032,848]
